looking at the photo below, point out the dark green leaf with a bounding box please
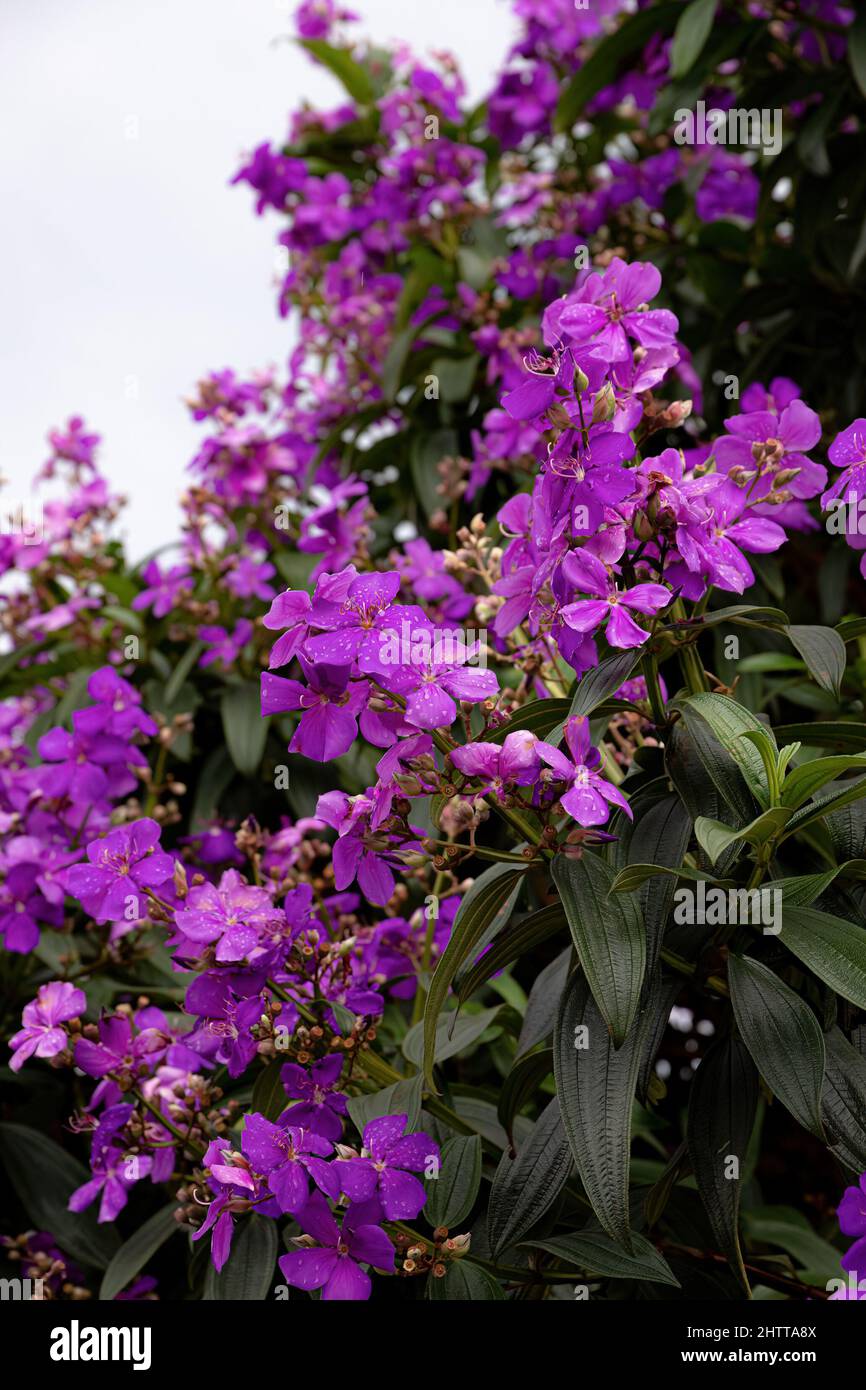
[0,1123,120,1270]
[785,625,846,698]
[526,1229,679,1287]
[497,1047,554,1151]
[728,955,825,1140]
[552,852,646,1046]
[426,1260,504,1300]
[424,1135,482,1230]
[678,693,773,806]
[251,1060,288,1124]
[780,905,866,1009]
[686,1035,758,1295]
[99,1204,180,1300]
[488,1098,571,1257]
[403,1005,500,1068]
[822,1027,866,1172]
[670,0,717,79]
[347,1075,423,1135]
[554,971,655,1247]
[222,682,268,776]
[422,867,524,1089]
[457,903,566,1002]
[515,947,570,1059]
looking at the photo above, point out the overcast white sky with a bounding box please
[0,0,513,559]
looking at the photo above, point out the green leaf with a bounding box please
[525,1230,679,1287]
[666,712,756,843]
[569,649,642,719]
[488,1098,572,1258]
[298,39,376,104]
[422,867,524,1089]
[553,970,655,1248]
[485,698,572,744]
[251,1060,288,1123]
[785,625,847,698]
[424,1135,482,1231]
[670,0,717,78]
[777,862,866,906]
[727,955,826,1140]
[221,682,268,776]
[773,722,866,752]
[456,903,566,1003]
[410,428,458,517]
[845,7,866,97]
[99,1204,180,1300]
[822,1027,866,1172]
[516,947,570,1059]
[0,1123,120,1270]
[552,852,646,1046]
[780,905,866,1010]
[609,862,717,893]
[555,4,681,130]
[613,791,693,972]
[496,1047,554,1151]
[784,774,866,838]
[742,1207,843,1284]
[346,1074,423,1135]
[781,756,866,809]
[202,1214,277,1300]
[686,1035,758,1295]
[165,641,204,704]
[678,693,773,807]
[694,807,793,867]
[426,1260,504,1300]
[403,1005,500,1068]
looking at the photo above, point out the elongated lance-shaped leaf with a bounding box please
[456,902,566,1003]
[686,1035,758,1296]
[424,1135,482,1231]
[100,1204,180,1300]
[611,789,692,974]
[785,624,847,698]
[553,851,646,1046]
[822,1027,866,1172]
[728,955,826,1140]
[488,1097,572,1257]
[497,1047,554,1152]
[422,866,524,1090]
[677,693,774,808]
[780,905,866,1011]
[525,1230,679,1287]
[780,756,866,810]
[554,970,658,1249]
[516,946,571,1059]
[784,774,866,838]
[665,721,753,876]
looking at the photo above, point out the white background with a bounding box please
[0,0,514,558]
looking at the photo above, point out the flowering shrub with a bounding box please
[3,0,866,1305]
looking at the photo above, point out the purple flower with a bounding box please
[558,258,678,364]
[241,1113,338,1213]
[451,729,541,793]
[715,399,825,502]
[839,1172,866,1285]
[536,715,632,827]
[278,1191,393,1301]
[337,1113,439,1218]
[280,1054,348,1140]
[559,549,669,648]
[173,869,284,963]
[132,560,193,618]
[9,981,86,1072]
[69,1104,148,1222]
[198,619,254,670]
[303,570,402,666]
[363,621,498,730]
[36,717,144,804]
[261,658,367,761]
[61,819,174,923]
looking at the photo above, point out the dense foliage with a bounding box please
[3,0,866,1304]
